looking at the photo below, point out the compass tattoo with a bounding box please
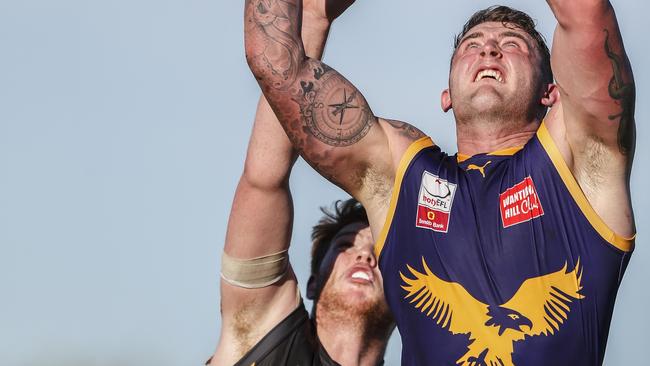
[245,0,374,148]
[329,89,359,126]
[298,72,373,146]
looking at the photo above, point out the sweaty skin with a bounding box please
[244,0,635,243]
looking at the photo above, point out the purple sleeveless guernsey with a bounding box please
[375,122,634,366]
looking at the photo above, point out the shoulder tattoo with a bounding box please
[385,119,426,141]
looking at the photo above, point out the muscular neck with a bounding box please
[314,304,391,366]
[455,117,541,156]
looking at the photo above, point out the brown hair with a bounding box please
[310,198,369,277]
[453,5,553,84]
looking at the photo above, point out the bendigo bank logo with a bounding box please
[416,171,457,233]
[500,177,544,228]
[400,258,584,366]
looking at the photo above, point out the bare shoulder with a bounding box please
[382,118,426,141]
[379,118,427,166]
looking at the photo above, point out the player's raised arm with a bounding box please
[211,97,299,365]
[244,0,423,206]
[211,4,358,364]
[546,0,635,237]
[547,0,635,156]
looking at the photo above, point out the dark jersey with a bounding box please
[375,123,634,366]
[208,302,339,366]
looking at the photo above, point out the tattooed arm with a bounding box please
[244,0,424,232]
[545,0,635,237]
[210,3,357,365]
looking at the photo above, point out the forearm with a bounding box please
[302,12,331,59]
[244,0,305,90]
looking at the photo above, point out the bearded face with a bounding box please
[312,224,393,331]
[318,275,393,330]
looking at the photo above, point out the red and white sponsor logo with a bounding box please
[500,176,544,228]
[416,171,457,233]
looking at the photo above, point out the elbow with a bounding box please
[240,154,296,192]
[244,40,264,80]
[243,9,261,75]
[240,167,291,194]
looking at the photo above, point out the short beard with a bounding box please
[317,285,394,342]
[452,81,546,132]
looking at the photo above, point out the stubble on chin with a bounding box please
[317,285,393,335]
[453,86,538,130]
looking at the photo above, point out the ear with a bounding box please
[541,83,559,107]
[441,88,452,112]
[306,275,317,300]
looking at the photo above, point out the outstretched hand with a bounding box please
[303,0,356,23]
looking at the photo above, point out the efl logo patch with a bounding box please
[416,171,457,233]
[500,176,544,228]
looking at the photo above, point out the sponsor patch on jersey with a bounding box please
[416,171,457,233]
[500,176,544,228]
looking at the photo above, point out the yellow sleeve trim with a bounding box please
[536,122,635,252]
[374,136,435,260]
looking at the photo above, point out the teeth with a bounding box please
[351,271,370,281]
[475,69,504,83]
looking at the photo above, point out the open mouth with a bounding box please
[349,268,373,283]
[351,271,370,281]
[474,69,504,83]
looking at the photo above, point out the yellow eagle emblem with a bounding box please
[400,258,584,366]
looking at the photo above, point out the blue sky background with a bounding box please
[1,0,647,364]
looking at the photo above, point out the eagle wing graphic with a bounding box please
[400,257,490,336]
[502,259,584,341]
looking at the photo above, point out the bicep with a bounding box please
[261,58,393,197]
[551,2,635,155]
[218,170,298,335]
[244,0,392,199]
[216,178,300,361]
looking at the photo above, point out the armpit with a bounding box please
[232,300,260,358]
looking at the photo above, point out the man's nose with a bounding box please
[480,43,502,58]
[355,248,377,267]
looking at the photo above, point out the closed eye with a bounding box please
[337,241,353,251]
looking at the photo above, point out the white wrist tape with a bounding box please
[220,249,289,289]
